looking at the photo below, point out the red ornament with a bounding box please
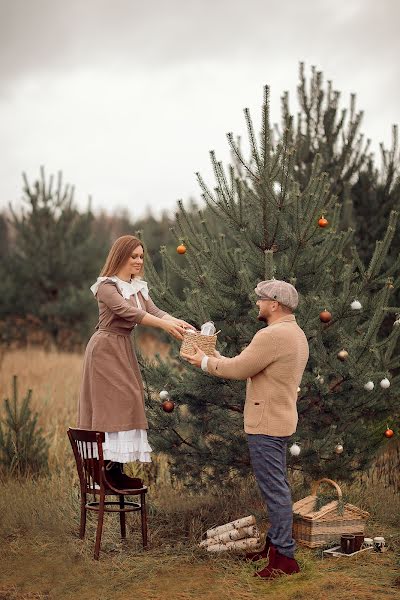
[162,400,175,413]
[319,310,332,323]
[177,244,187,255]
[384,427,394,438]
[318,216,329,228]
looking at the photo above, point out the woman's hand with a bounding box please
[163,315,194,330]
[175,318,195,330]
[161,320,186,341]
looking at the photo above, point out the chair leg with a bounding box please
[94,492,105,560]
[79,494,87,539]
[141,492,148,549]
[119,495,126,539]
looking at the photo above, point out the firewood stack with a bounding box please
[199,515,261,552]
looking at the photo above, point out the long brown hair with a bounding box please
[100,235,145,278]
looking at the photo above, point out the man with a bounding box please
[182,280,309,579]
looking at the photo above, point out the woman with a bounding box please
[77,235,189,464]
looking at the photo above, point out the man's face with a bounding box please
[256,298,278,322]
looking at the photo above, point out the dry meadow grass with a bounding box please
[0,347,399,600]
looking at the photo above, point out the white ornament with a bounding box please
[351,300,362,310]
[289,443,301,456]
[273,182,281,194]
[380,378,390,389]
[297,386,301,393]
[316,374,324,384]
[364,381,374,391]
[159,390,170,400]
[394,316,400,327]
[335,444,344,454]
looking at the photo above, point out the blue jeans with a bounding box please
[247,433,295,558]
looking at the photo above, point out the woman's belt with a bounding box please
[96,327,131,337]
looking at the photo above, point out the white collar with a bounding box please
[90,276,149,300]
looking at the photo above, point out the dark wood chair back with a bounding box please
[67,428,105,495]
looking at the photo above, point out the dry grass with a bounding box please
[0,347,399,600]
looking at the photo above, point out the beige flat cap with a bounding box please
[255,280,299,310]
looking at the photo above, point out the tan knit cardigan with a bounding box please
[206,315,309,436]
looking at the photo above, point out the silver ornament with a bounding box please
[335,444,344,454]
[159,390,170,400]
[351,300,362,310]
[289,443,301,456]
[380,378,390,389]
[364,381,374,391]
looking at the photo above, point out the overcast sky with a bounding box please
[0,0,398,219]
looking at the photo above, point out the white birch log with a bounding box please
[206,515,256,538]
[213,525,259,543]
[206,537,261,553]
[199,526,259,548]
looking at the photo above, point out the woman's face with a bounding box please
[126,245,144,277]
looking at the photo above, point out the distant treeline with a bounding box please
[0,169,226,349]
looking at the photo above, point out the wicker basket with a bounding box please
[180,330,217,357]
[292,478,369,548]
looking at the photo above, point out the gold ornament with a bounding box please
[337,349,349,361]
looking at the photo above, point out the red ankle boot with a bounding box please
[255,548,300,579]
[244,536,271,562]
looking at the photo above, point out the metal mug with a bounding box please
[353,532,364,552]
[341,534,355,554]
[373,536,385,552]
[362,537,373,548]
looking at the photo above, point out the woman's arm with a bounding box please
[146,294,193,329]
[98,282,185,340]
[141,313,185,340]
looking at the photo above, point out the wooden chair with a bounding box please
[67,427,148,560]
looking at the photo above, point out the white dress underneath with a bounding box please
[90,430,152,463]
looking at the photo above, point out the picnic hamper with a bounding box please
[180,330,217,357]
[292,478,369,548]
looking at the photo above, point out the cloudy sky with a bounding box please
[0,0,398,219]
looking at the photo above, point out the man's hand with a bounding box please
[181,344,206,367]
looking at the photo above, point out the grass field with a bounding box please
[0,347,399,600]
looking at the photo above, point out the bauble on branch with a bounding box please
[162,400,175,413]
[380,378,391,389]
[350,300,362,310]
[289,443,301,456]
[177,244,187,255]
[384,427,394,439]
[319,310,332,323]
[159,390,170,400]
[318,216,329,228]
[364,381,374,391]
[337,349,349,361]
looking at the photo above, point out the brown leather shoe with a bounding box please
[245,536,271,562]
[255,548,300,579]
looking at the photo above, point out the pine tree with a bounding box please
[143,68,400,484]
[3,168,108,347]
[0,375,48,475]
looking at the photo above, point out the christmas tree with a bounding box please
[143,67,400,483]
